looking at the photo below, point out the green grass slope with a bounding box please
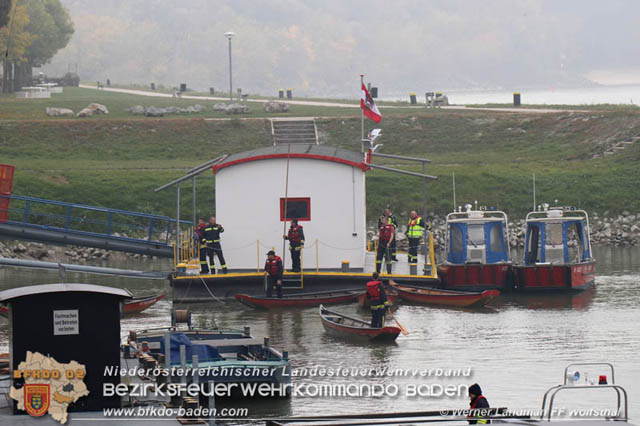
[2,87,639,222]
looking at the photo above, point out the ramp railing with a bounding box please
[0,194,191,247]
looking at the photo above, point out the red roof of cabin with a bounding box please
[211,145,367,174]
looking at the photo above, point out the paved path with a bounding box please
[442,105,576,113]
[79,85,574,113]
[80,85,365,108]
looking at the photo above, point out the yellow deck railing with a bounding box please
[173,226,196,268]
[181,232,437,279]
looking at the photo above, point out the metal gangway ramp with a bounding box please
[0,194,190,257]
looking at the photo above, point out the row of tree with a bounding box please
[0,0,73,93]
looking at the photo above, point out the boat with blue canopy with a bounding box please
[513,205,595,292]
[438,204,513,291]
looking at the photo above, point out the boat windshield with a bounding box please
[467,224,484,247]
[546,222,564,246]
[489,223,504,253]
[451,226,463,253]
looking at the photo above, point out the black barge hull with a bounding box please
[170,271,440,302]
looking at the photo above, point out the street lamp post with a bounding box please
[224,31,235,103]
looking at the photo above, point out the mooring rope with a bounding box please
[198,276,225,304]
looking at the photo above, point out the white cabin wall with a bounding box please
[215,158,366,271]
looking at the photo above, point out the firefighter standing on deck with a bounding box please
[366,272,390,328]
[196,218,208,273]
[264,250,283,298]
[201,216,228,274]
[283,218,305,272]
[407,210,427,267]
[467,383,491,424]
[378,208,398,261]
[376,221,395,274]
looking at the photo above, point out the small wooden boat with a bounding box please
[390,281,499,308]
[319,305,401,342]
[357,287,399,308]
[235,289,363,309]
[0,290,165,317]
[124,291,166,314]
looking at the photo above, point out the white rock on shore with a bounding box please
[76,103,109,117]
[45,107,74,117]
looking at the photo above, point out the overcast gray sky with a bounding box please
[43,0,640,97]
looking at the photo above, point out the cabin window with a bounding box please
[467,224,484,247]
[489,223,503,253]
[546,222,563,246]
[565,221,584,262]
[451,226,464,254]
[280,197,310,221]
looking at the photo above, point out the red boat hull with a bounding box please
[391,282,500,308]
[438,263,512,292]
[320,315,400,342]
[124,291,165,314]
[513,261,595,292]
[235,291,362,309]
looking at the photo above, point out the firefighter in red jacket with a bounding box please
[283,219,305,272]
[366,272,389,328]
[378,208,399,261]
[264,250,283,298]
[376,222,395,274]
[467,383,491,424]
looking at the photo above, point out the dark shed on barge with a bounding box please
[0,283,131,413]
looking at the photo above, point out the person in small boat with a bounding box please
[407,211,427,267]
[195,218,208,273]
[376,222,395,274]
[378,208,399,261]
[366,272,389,328]
[139,341,151,357]
[201,216,228,274]
[264,250,283,298]
[283,218,305,272]
[467,383,490,424]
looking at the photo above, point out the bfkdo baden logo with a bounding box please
[24,384,51,416]
[10,351,89,424]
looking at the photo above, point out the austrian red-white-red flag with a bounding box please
[360,83,382,123]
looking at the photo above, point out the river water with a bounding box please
[1,246,639,424]
[382,84,640,106]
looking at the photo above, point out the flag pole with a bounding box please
[360,74,365,152]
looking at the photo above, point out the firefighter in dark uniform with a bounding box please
[201,216,228,274]
[365,272,390,328]
[467,383,490,424]
[378,208,398,261]
[376,222,395,274]
[407,210,427,267]
[264,250,283,298]
[283,218,305,272]
[195,218,209,273]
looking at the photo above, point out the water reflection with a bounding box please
[500,287,596,311]
[0,246,639,421]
